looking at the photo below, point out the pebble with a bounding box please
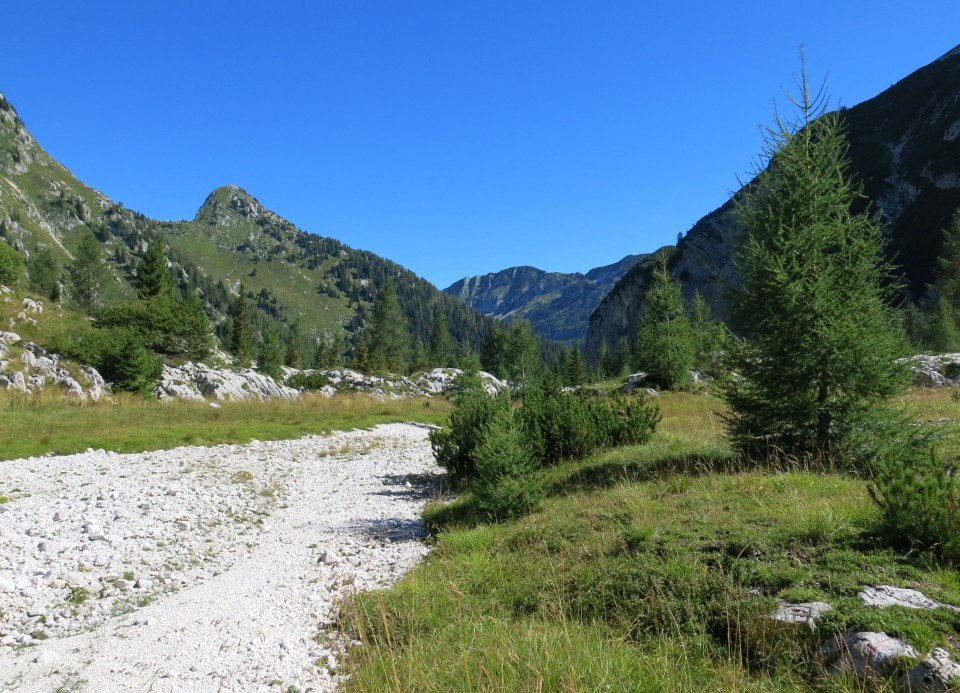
[0,423,441,692]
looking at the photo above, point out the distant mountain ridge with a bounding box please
[444,254,645,344]
[587,44,960,361]
[0,92,496,355]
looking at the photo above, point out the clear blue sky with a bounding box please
[2,2,958,289]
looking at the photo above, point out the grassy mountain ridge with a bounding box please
[444,254,645,344]
[587,45,960,360]
[0,92,496,356]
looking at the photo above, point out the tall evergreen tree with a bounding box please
[918,208,960,352]
[428,311,456,367]
[134,241,175,299]
[257,321,284,379]
[285,320,304,368]
[27,247,61,301]
[228,286,256,367]
[632,256,695,390]
[481,326,510,379]
[564,347,587,387]
[68,230,107,314]
[506,320,542,389]
[722,64,908,458]
[366,278,409,372]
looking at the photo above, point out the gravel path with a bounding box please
[0,422,443,692]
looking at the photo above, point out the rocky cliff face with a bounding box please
[587,45,960,361]
[445,254,644,344]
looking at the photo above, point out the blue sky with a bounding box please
[2,2,959,289]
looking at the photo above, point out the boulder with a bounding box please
[901,648,960,692]
[820,631,919,679]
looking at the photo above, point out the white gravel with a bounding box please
[0,422,444,692]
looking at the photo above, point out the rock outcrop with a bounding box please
[154,365,506,402]
[0,329,107,401]
[901,353,960,387]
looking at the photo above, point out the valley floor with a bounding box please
[0,423,443,692]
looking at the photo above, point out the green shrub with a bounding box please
[471,408,541,519]
[430,390,508,481]
[0,240,25,287]
[286,371,331,390]
[871,446,960,563]
[45,326,161,395]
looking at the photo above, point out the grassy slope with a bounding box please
[341,391,960,692]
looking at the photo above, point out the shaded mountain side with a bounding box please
[587,45,960,361]
[0,92,496,354]
[445,254,644,344]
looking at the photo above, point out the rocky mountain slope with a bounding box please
[444,254,644,344]
[587,45,960,360]
[0,92,496,353]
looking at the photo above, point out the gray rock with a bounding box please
[901,647,960,691]
[820,631,919,678]
[859,585,960,612]
[771,600,832,629]
[0,371,27,393]
[900,354,960,388]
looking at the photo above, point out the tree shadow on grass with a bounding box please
[546,452,740,497]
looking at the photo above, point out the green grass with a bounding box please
[0,392,449,460]
[340,389,960,692]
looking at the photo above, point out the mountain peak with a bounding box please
[195,185,266,224]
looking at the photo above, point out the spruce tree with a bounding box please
[506,320,542,389]
[366,278,409,373]
[564,347,587,387]
[68,230,107,314]
[428,311,455,367]
[632,256,695,390]
[27,247,61,301]
[228,287,255,367]
[134,241,175,299]
[723,64,908,459]
[481,326,510,379]
[257,321,284,379]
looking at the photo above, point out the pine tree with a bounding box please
[178,289,212,361]
[632,256,695,390]
[481,326,510,379]
[428,311,455,367]
[68,230,107,314]
[722,63,908,459]
[614,337,631,377]
[228,286,255,367]
[352,341,371,373]
[134,241,174,299]
[506,320,542,389]
[285,320,303,368]
[257,321,284,379]
[935,208,960,308]
[366,279,409,373]
[564,347,587,387]
[27,247,61,301]
[689,291,726,372]
[920,208,960,352]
